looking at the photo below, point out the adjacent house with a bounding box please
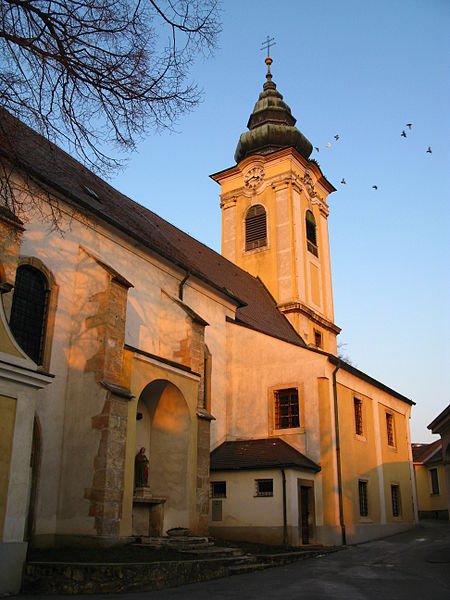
[412,440,448,520]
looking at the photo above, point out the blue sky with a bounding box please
[111,0,450,442]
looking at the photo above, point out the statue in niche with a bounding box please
[134,447,149,488]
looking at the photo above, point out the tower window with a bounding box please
[9,265,49,364]
[306,210,318,257]
[274,388,300,429]
[314,329,322,348]
[245,204,267,251]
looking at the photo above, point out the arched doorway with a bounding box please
[135,380,191,532]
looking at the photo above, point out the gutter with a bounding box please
[281,469,288,548]
[178,271,190,301]
[332,360,346,545]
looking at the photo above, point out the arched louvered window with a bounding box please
[306,210,318,257]
[9,265,49,364]
[245,204,267,251]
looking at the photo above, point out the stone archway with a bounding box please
[136,379,191,533]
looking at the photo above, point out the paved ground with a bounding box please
[20,520,450,599]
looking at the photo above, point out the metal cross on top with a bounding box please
[261,35,276,58]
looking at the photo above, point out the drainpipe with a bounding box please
[178,271,190,301]
[332,359,347,545]
[281,468,288,548]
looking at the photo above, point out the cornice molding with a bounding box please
[278,301,341,334]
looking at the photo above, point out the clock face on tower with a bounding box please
[244,166,265,190]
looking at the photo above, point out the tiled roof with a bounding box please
[0,109,303,347]
[412,439,442,464]
[428,404,450,433]
[210,438,321,472]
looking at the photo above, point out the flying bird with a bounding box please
[401,130,407,138]
[334,134,340,141]
[341,178,346,184]
[327,142,332,149]
[372,185,378,190]
[426,147,432,153]
[406,123,413,129]
[314,147,320,153]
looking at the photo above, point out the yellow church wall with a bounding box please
[336,383,382,529]
[335,369,415,543]
[0,395,16,540]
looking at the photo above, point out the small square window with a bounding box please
[354,398,363,436]
[391,484,401,517]
[358,480,368,517]
[210,481,226,498]
[255,479,273,497]
[429,468,440,495]
[274,388,300,429]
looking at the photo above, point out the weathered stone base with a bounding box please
[23,558,243,595]
[32,534,136,549]
[0,541,27,595]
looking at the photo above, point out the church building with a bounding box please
[0,57,416,593]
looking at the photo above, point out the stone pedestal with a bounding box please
[134,486,152,499]
[132,496,166,537]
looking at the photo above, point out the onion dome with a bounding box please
[234,57,313,163]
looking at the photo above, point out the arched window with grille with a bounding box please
[9,265,50,364]
[245,204,267,251]
[306,210,318,257]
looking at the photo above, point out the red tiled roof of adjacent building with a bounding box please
[210,438,321,472]
[0,108,304,347]
[412,439,442,464]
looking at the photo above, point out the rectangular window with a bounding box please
[430,468,440,495]
[314,330,323,348]
[386,412,395,446]
[274,388,300,429]
[354,398,363,436]
[391,484,401,517]
[210,481,226,498]
[255,479,273,497]
[358,480,368,517]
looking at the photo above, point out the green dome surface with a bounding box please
[235,65,312,163]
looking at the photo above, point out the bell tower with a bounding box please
[211,56,340,353]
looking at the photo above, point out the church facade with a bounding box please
[0,59,416,593]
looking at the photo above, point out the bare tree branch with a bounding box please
[0,0,221,221]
